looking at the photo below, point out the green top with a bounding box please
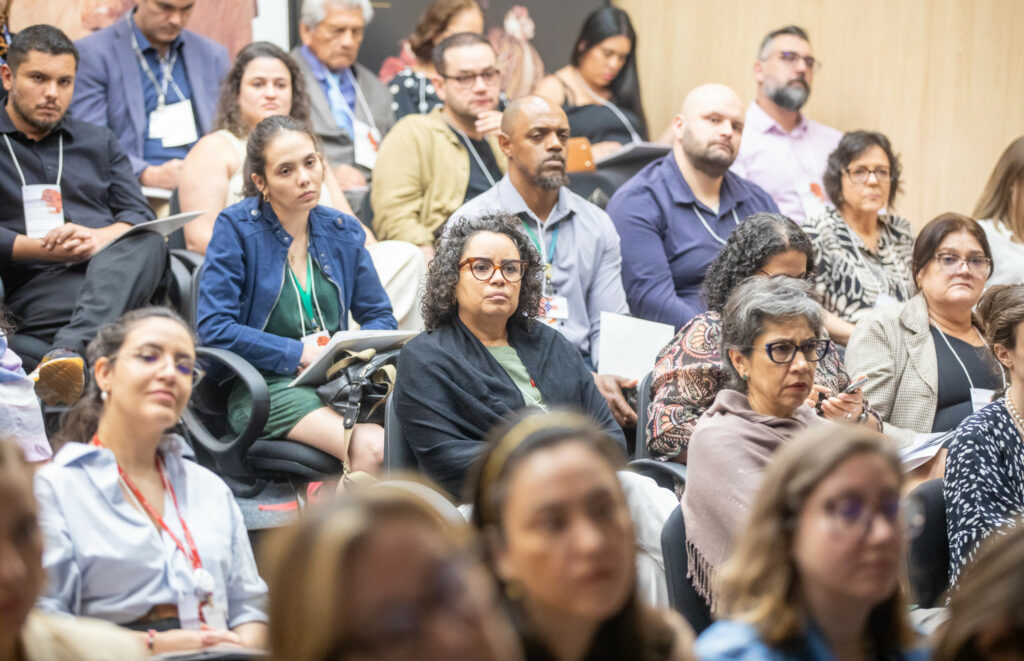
[266,258,341,340]
[487,345,545,409]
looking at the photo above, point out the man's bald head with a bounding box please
[498,95,570,192]
[672,83,745,178]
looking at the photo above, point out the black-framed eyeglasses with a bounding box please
[844,167,893,184]
[754,339,832,364]
[933,252,992,276]
[771,50,820,71]
[757,269,816,284]
[459,257,527,283]
[111,347,205,385]
[440,68,501,88]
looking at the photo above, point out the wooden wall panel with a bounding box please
[614,0,1024,230]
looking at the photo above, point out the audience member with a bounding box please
[36,308,268,654]
[533,7,646,160]
[469,410,694,661]
[294,0,395,210]
[805,131,913,344]
[683,277,863,607]
[647,214,861,463]
[0,310,50,462]
[0,0,11,103]
[197,115,395,470]
[387,0,484,119]
[934,524,1024,661]
[72,0,229,188]
[974,135,1024,286]
[373,32,505,256]
[847,213,1003,448]
[450,96,635,426]
[0,437,147,660]
[264,484,524,661]
[945,284,1024,588]
[393,214,624,498]
[696,427,926,661]
[731,25,841,224]
[607,84,778,329]
[0,25,164,405]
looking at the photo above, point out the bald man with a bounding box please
[606,84,778,329]
[447,96,636,427]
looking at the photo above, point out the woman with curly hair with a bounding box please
[392,213,625,499]
[646,213,869,463]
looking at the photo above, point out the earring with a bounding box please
[100,390,108,401]
[262,190,270,203]
[504,580,523,601]
[741,374,749,381]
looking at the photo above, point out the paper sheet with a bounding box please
[597,312,674,381]
[900,430,954,471]
[288,329,419,387]
[92,211,203,256]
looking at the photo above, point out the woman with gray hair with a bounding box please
[681,276,878,609]
[392,213,625,499]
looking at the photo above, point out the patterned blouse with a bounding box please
[646,310,850,459]
[804,207,914,323]
[945,400,1024,588]
[388,68,444,121]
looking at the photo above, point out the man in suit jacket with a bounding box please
[292,0,394,213]
[71,0,228,189]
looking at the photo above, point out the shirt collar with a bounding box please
[746,100,808,137]
[301,45,353,83]
[0,101,74,140]
[495,174,575,226]
[660,153,755,212]
[130,10,184,58]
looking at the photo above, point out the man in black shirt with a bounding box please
[0,25,165,405]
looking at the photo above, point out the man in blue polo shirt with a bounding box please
[607,83,778,330]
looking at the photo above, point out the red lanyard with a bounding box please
[91,434,203,571]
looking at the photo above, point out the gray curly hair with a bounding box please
[422,213,544,332]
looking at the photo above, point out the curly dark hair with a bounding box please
[421,213,543,332]
[701,213,816,313]
[823,130,902,211]
[214,41,312,138]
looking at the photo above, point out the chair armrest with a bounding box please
[628,459,687,491]
[170,248,204,273]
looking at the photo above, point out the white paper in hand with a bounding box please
[597,312,674,381]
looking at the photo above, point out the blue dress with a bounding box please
[695,620,929,661]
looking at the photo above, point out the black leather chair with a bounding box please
[635,371,654,460]
[383,393,417,475]
[906,478,948,608]
[661,506,714,634]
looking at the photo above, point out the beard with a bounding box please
[9,87,62,134]
[682,130,734,178]
[766,78,810,112]
[531,160,568,190]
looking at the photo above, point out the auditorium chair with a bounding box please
[906,478,949,608]
[634,370,654,460]
[661,506,714,634]
[383,394,418,475]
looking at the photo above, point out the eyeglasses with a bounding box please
[753,339,832,364]
[933,252,992,276]
[113,347,204,385]
[844,167,893,184]
[770,50,820,71]
[757,269,816,284]
[459,257,527,283]
[440,68,501,88]
[823,493,924,542]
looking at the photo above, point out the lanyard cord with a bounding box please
[453,127,497,187]
[929,317,1006,390]
[521,221,558,265]
[4,133,63,187]
[572,68,642,144]
[691,204,739,245]
[127,14,184,107]
[288,251,328,336]
[326,68,379,132]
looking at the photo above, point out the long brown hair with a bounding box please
[716,426,916,654]
[408,0,481,64]
[214,41,312,138]
[973,136,1024,242]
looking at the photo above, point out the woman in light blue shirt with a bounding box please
[695,426,927,661]
[34,308,268,655]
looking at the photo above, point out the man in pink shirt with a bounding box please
[731,25,841,224]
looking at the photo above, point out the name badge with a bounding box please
[149,99,198,148]
[541,295,570,321]
[178,593,201,629]
[971,387,995,414]
[352,117,381,170]
[301,330,331,352]
[22,184,64,238]
[796,179,827,221]
[200,600,229,631]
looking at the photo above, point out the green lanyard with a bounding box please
[288,255,321,332]
[520,220,559,294]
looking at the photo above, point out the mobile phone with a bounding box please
[842,376,869,394]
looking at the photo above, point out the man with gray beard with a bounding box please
[732,25,842,224]
[447,96,637,428]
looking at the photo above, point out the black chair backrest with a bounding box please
[635,370,654,460]
[661,506,714,634]
[907,478,948,608]
[384,394,417,475]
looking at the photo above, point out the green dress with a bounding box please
[228,258,341,438]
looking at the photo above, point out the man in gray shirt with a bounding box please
[449,96,637,426]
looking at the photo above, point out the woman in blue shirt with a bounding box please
[196,115,397,473]
[695,426,927,661]
[36,307,268,655]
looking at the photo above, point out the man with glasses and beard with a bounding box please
[732,25,842,224]
[607,83,777,330]
[447,96,637,428]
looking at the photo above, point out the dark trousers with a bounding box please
[5,231,169,359]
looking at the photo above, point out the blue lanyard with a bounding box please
[521,222,558,265]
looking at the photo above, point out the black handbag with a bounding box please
[315,347,400,431]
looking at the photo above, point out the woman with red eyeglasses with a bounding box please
[34,308,268,656]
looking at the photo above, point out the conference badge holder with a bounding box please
[352,119,381,170]
[149,99,199,148]
[22,184,64,239]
